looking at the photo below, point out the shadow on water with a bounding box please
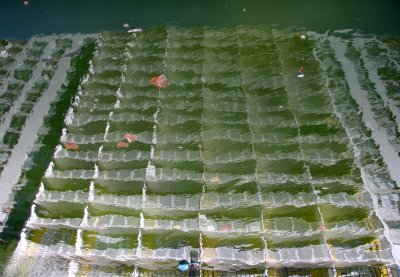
[0,40,96,274]
[0,240,17,273]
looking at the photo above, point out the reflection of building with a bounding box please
[2,26,400,275]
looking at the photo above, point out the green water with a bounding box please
[1,0,400,39]
[1,22,400,274]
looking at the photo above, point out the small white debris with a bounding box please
[128,28,143,33]
[300,34,306,40]
[242,8,246,12]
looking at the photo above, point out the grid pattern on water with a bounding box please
[5,27,400,274]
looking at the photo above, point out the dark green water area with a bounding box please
[0,1,400,276]
[1,0,400,39]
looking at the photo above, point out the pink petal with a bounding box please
[150,75,168,89]
[124,133,137,143]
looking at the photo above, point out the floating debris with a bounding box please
[300,34,307,40]
[117,141,129,148]
[124,133,137,143]
[178,260,189,271]
[150,75,168,89]
[297,66,305,78]
[63,142,79,150]
[123,23,130,29]
[128,28,143,33]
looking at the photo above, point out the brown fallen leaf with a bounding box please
[64,141,79,150]
[117,141,129,148]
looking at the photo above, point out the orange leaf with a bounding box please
[117,141,129,148]
[64,142,79,150]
